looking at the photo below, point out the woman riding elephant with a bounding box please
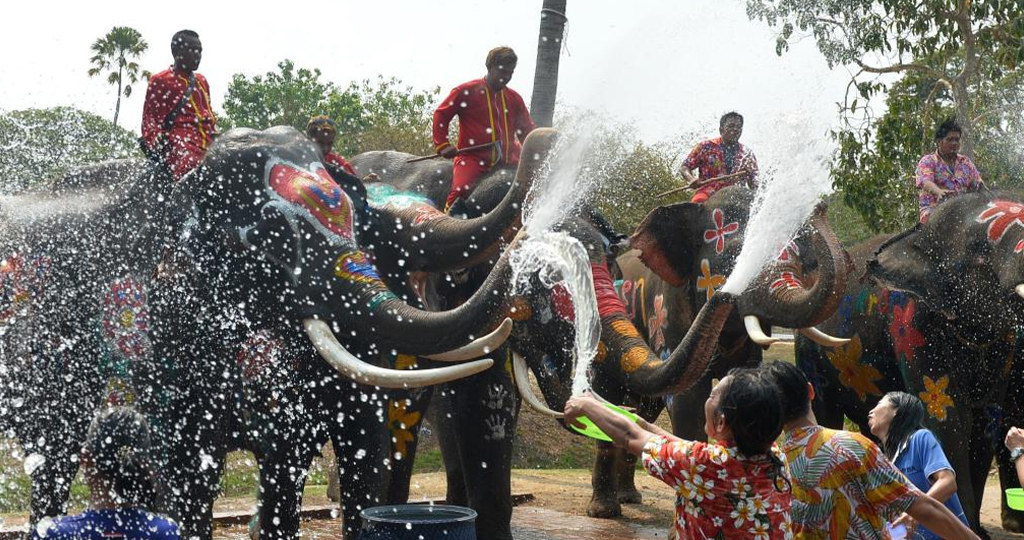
[0,127,561,539]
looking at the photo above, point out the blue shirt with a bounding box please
[893,429,969,540]
[32,508,178,540]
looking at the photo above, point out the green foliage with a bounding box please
[221,61,439,158]
[0,107,140,193]
[87,26,150,126]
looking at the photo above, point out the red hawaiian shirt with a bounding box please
[643,435,794,540]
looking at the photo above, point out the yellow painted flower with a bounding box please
[696,259,727,301]
[395,354,417,370]
[621,346,653,373]
[594,341,608,363]
[825,335,882,401]
[919,375,954,421]
[388,400,422,455]
[610,319,641,339]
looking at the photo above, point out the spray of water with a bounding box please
[721,114,834,294]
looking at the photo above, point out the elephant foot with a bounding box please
[586,496,622,518]
[618,488,643,505]
[1002,509,1024,534]
[975,524,991,540]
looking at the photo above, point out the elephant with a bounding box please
[0,126,561,539]
[795,191,1024,536]
[349,150,849,536]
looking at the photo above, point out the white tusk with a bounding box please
[303,319,493,389]
[424,318,513,361]
[1016,284,1024,300]
[798,327,851,347]
[744,315,779,346]
[512,352,564,418]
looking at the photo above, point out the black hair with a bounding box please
[878,391,927,461]
[934,118,962,142]
[83,407,156,508]
[720,111,744,129]
[760,360,812,423]
[716,368,789,491]
[171,30,200,52]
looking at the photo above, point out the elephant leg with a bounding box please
[256,426,327,540]
[385,387,433,504]
[445,360,518,540]
[432,387,468,506]
[587,441,622,518]
[670,378,712,441]
[333,386,391,539]
[615,450,642,504]
[935,409,982,536]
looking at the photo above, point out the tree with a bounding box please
[530,0,568,127]
[87,26,149,127]
[0,107,139,193]
[352,76,440,156]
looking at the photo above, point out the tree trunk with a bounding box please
[529,0,568,128]
[113,68,123,127]
[952,78,973,159]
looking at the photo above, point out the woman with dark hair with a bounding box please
[33,407,178,540]
[914,118,984,223]
[563,368,792,540]
[869,391,969,540]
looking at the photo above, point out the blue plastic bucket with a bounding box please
[359,504,477,540]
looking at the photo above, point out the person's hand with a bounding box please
[563,392,599,429]
[363,172,379,181]
[1005,427,1024,450]
[439,145,458,159]
[936,188,954,199]
[892,513,917,538]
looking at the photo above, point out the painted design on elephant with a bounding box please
[367,289,398,312]
[824,335,882,401]
[395,354,418,370]
[696,259,726,301]
[648,294,668,350]
[1015,239,1024,255]
[551,283,575,322]
[388,399,422,455]
[876,288,907,316]
[334,251,381,284]
[265,158,355,246]
[104,378,135,406]
[890,300,926,365]
[610,318,642,339]
[975,200,1024,243]
[615,278,647,324]
[855,289,879,316]
[365,183,435,209]
[592,263,626,318]
[101,277,151,359]
[236,330,287,381]
[704,208,739,254]
[837,293,854,336]
[918,375,954,421]
[769,271,802,294]
[411,206,446,226]
[776,240,800,262]
[621,346,654,374]
[507,296,533,321]
[484,414,509,441]
[0,254,51,323]
[484,384,510,410]
[594,341,608,363]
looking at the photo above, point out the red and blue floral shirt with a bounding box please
[683,137,758,199]
[914,152,982,221]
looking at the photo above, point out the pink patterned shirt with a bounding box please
[915,152,981,221]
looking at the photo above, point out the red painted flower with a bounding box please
[890,300,926,364]
[101,277,151,359]
[776,240,800,262]
[704,208,740,254]
[770,272,802,293]
[976,200,1024,243]
[648,294,668,350]
[1015,239,1024,255]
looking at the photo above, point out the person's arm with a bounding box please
[635,416,673,439]
[921,180,952,198]
[915,156,951,198]
[564,393,662,455]
[905,495,979,540]
[1005,427,1024,486]
[925,469,958,502]
[432,86,461,159]
[680,142,704,185]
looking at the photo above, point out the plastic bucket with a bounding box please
[1007,488,1024,511]
[359,504,477,540]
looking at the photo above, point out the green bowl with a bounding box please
[1007,488,1024,511]
[569,402,641,442]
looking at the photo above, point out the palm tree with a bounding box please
[88,26,150,127]
[529,0,567,127]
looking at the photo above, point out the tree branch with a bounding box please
[853,59,945,80]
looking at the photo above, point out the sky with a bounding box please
[0,0,856,148]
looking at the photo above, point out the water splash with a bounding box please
[721,114,834,294]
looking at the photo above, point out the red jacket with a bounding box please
[432,78,536,168]
[325,152,356,176]
[141,67,218,155]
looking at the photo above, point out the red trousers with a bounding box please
[445,156,492,210]
[167,138,206,179]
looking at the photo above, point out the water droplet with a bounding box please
[23,453,45,475]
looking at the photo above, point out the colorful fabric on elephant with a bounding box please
[592,262,627,317]
[914,152,981,222]
[33,508,179,540]
[781,425,921,540]
[642,435,794,540]
[142,67,218,179]
[892,429,968,540]
[683,137,758,202]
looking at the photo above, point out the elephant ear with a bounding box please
[633,202,705,282]
[866,226,943,306]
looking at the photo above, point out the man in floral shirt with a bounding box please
[762,361,980,540]
[565,369,793,540]
[680,112,758,203]
[915,119,984,223]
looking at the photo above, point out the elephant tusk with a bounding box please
[1016,284,1024,301]
[744,315,780,346]
[423,318,513,361]
[303,319,493,388]
[512,352,564,418]
[798,327,850,347]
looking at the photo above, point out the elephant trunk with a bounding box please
[373,129,557,272]
[741,204,848,328]
[601,293,735,396]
